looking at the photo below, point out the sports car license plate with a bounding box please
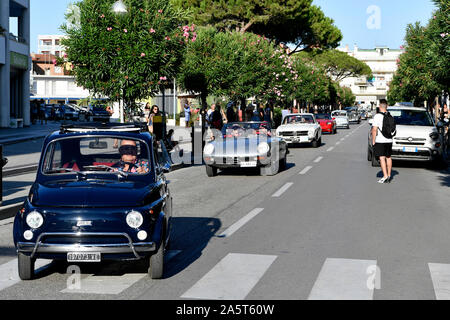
[300,136,309,143]
[240,161,257,168]
[67,252,101,263]
[403,147,417,153]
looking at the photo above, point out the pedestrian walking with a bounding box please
[371,99,396,184]
[226,102,236,123]
[184,103,191,128]
[148,105,164,141]
[263,104,273,124]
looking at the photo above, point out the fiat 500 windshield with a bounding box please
[41,137,151,177]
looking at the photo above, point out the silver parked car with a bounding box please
[204,122,289,177]
[331,110,350,129]
[367,106,446,167]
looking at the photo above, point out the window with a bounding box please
[359,86,367,92]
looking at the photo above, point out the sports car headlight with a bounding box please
[204,143,215,155]
[126,211,143,229]
[26,211,44,229]
[257,142,270,154]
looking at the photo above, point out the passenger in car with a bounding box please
[113,140,149,174]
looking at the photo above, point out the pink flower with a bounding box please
[141,53,146,57]
[160,76,167,81]
[150,28,155,33]
[123,29,128,33]
[190,24,195,32]
[107,27,112,31]
[165,36,171,40]
[100,14,105,18]
[158,9,163,13]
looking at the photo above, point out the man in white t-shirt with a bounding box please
[371,99,393,183]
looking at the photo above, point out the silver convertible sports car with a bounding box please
[203,122,289,177]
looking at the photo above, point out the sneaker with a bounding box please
[378,177,389,184]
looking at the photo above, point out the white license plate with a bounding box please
[241,161,257,168]
[67,252,101,263]
[403,147,417,153]
[300,136,309,143]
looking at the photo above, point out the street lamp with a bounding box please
[112,1,127,122]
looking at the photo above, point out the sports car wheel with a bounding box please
[206,165,218,177]
[312,137,321,148]
[18,252,35,281]
[261,158,279,176]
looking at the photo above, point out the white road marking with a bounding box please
[60,250,182,295]
[429,263,450,300]
[61,273,146,295]
[272,183,294,198]
[308,258,377,300]
[299,166,313,175]
[327,147,334,152]
[219,208,264,238]
[336,141,341,145]
[340,138,345,141]
[314,156,324,163]
[0,258,52,291]
[181,253,277,300]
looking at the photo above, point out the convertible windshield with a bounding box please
[42,137,152,177]
[389,110,434,126]
[283,115,315,124]
[315,114,331,120]
[332,111,347,117]
[222,122,272,137]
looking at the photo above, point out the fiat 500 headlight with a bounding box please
[126,211,143,229]
[257,142,270,154]
[204,143,215,155]
[26,211,44,229]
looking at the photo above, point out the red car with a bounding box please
[315,114,337,134]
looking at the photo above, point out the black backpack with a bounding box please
[380,112,397,139]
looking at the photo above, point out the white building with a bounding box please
[338,45,404,108]
[0,0,30,128]
[31,35,90,105]
[37,35,66,57]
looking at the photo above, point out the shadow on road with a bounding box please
[164,217,221,278]
[0,246,17,258]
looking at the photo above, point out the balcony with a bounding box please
[354,77,367,85]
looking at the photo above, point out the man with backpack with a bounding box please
[371,99,396,184]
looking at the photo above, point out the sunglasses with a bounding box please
[119,145,137,156]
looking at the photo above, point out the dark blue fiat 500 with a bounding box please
[13,123,172,280]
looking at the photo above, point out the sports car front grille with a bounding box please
[280,131,308,137]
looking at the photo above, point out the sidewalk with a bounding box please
[0,124,200,219]
[0,122,62,146]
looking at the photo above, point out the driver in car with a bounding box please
[113,140,149,174]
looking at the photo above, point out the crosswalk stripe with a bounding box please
[181,253,277,300]
[60,250,183,295]
[429,263,450,300]
[0,258,52,291]
[326,147,334,152]
[308,258,377,300]
[219,208,264,238]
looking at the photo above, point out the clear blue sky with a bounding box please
[30,0,437,53]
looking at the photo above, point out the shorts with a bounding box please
[374,143,393,158]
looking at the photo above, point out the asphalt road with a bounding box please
[0,121,449,300]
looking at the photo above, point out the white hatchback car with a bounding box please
[276,113,322,148]
[331,110,350,129]
[368,106,446,166]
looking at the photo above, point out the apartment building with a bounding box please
[0,0,30,128]
[338,45,404,108]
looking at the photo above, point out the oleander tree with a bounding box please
[387,0,448,106]
[60,0,195,117]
